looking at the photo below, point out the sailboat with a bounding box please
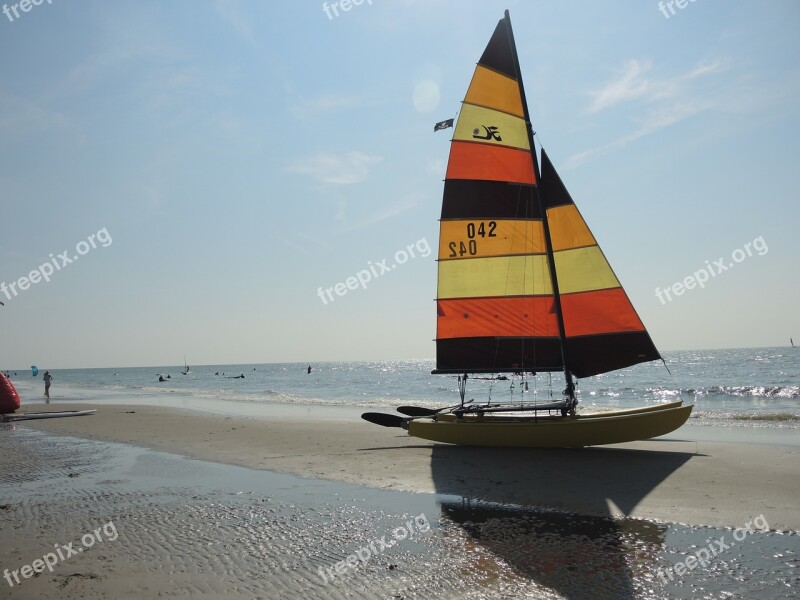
[181,356,190,375]
[362,10,692,447]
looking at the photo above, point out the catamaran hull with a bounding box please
[407,404,692,448]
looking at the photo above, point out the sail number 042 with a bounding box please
[448,221,497,257]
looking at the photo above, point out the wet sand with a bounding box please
[2,404,798,599]
[0,428,483,599]
[15,403,800,532]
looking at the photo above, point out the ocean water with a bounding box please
[5,347,799,429]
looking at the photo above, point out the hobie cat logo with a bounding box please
[472,126,502,141]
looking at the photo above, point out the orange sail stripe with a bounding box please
[438,219,545,259]
[437,297,560,339]
[464,65,524,118]
[547,204,596,251]
[561,289,646,337]
[446,142,536,184]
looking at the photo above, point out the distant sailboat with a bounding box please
[181,356,190,375]
[361,10,692,447]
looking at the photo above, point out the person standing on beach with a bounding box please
[43,371,52,401]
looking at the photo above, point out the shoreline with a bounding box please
[14,402,800,532]
[8,369,799,443]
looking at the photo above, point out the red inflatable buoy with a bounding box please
[0,372,20,414]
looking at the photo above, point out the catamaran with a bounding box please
[362,10,692,447]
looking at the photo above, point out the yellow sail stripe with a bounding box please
[437,247,621,298]
[464,65,524,118]
[453,104,529,151]
[554,246,620,294]
[438,255,553,298]
[438,219,545,259]
[547,204,596,251]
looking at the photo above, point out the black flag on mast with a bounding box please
[433,118,454,132]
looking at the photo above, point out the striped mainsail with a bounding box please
[435,13,659,378]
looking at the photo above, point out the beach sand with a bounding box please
[15,403,800,531]
[3,403,798,599]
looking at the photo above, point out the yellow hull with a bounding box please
[407,403,693,448]
[433,400,684,423]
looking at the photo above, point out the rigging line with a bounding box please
[514,183,532,376]
[661,357,672,376]
[514,182,530,377]
[532,132,547,156]
[662,357,675,408]
[489,181,527,379]
[527,146,538,382]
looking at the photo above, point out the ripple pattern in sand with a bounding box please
[1,427,796,599]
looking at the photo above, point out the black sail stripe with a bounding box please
[565,332,661,378]
[441,180,542,220]
[436,332,660,377]
[539,149,574,209]
[436,337,563,373]
[478,19,517,79]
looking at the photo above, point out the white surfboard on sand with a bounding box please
[1,409,97,422]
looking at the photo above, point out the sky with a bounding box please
[1,0,799,369]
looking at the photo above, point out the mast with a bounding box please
[503,10,576,406]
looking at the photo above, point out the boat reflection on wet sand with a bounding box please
[431,444,690,598]
[440,498,667,599]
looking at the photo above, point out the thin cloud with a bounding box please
[266,233,313,258]
[568,59,724,167]
[295,232,331,251]
[426,158,446,177]
[0,90,72,135]
[589,60,653,113]
[566,100,713,168]
[143,186,161,210]
[288,92,363,120]
[684,62,723,80]
[214,0,256,47]
[336,193,425,234]
[588,59,722,113]
[287,151,383,185]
